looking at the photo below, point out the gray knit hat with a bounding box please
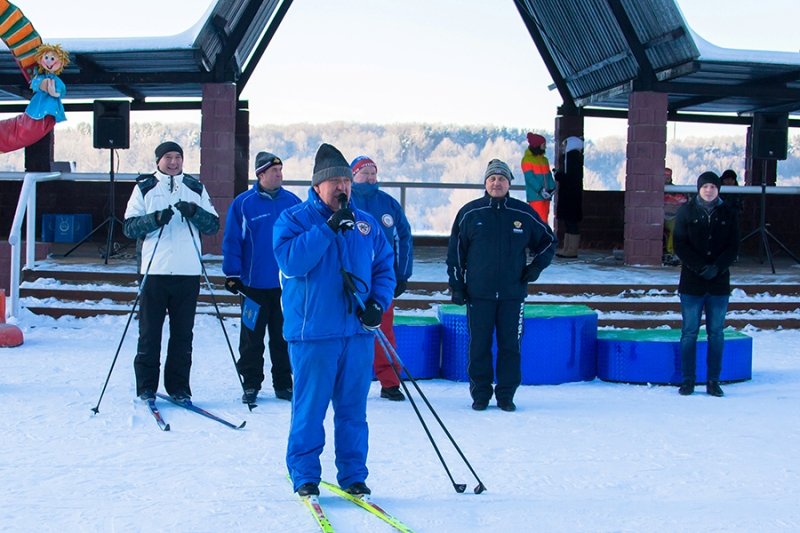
[255,151,282,174]
[484,159,514,182]
[312,143,353,186]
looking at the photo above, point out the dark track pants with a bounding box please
[134,275,200,397]
[237,287,293,391]
[466,298,525,403]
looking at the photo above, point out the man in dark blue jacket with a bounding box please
[222,152,301,404]
[275,143,395,499]
[447,159,557,412]
[350,155,413,401]
[674,171,739,397]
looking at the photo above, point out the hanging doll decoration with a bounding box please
[0,42,69,154]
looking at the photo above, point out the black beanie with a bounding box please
[155,141,184,163]
[312,143,352,186]
[697,171,721,192]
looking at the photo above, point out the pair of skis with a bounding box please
[295,479,414,533]
[143,393,246,431]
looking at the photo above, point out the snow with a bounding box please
[690,28,800,66]
[2,308,800,532]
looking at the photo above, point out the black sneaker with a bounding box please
[170,391,191,402]
[471,399,489,411]
[275,388,293,401]
[242,389,258,404]
[678,380,695,396]
[139,389,156,402]
[497,399,516,412]
[343,482,371,496]
[380,386,406,401]
[296,482,319,497]
[706,381,724,397]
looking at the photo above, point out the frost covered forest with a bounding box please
[3,121,800,233]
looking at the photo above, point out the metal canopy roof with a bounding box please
[514,0,800,118]
[0,0,293,106]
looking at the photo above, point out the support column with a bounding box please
[24,129,55,172]
[200,83,237,255]
[623,91,667,266]
[553,113,584,237]
[235,106,250,198]
[744,126,777,186]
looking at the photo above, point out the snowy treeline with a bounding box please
[2,121,800,232]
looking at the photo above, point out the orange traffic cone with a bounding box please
[0,289,24,347]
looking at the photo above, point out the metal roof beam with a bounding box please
[72,53,147,101]
[514,0,576,113]
[605,0,657,89]
[0,100,248,114]
[237,0,294,95]
[654,80,800,101]
[669,69,800,111]
[215,0,267,80]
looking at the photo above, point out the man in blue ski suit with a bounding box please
[349,155,413,401]
[222,152,301,404]
[274,143,395,498]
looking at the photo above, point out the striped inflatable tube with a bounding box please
[0,0,42,82]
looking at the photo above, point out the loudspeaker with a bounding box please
[752,112,788,160]
[93,100,130,149]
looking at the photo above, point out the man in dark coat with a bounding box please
[554,136,584,258]
[446,159,557,412]
[673,171,740,397]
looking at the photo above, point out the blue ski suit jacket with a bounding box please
[350,182,413,282]
[274,187,396,341]
[222,184,301,289]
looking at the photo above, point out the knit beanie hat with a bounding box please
[697,171,721,191]
[484,159,514,182]
[255,152,282,174]
[312,143,352,186]
[720,169,738,183]
[155,141,183,163]
[527,132,546,148]
[350,156,377,176]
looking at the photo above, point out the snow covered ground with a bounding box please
[2,309,800,532]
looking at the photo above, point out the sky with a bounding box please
[9,0,800,140]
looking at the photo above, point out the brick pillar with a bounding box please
[200,83,237,255]
[234,107,250,198]
[553,113,585,237]
[24,129,55,172]
[623,91,667,266]
[744,126,777,186]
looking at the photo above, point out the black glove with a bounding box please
[699,264,720,280]
[155,207,174,226]
[225,277,244,295]
[451,289,466,306]
[356,299,383,331]
[326,208,356,234]
[174,201,198,220]
[394,280,407,298]
[521,263,543,283]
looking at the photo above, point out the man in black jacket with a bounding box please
[447,159,557,412]
[673,171,740,397]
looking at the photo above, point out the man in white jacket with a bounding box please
[123,141,219,402]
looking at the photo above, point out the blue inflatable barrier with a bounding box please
[597,329,752,384]
[439,304,598,385]
[392,315,441,379]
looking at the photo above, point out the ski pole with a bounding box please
[184,218,256,411]
[91,225,164,414]
[340,266,485,494]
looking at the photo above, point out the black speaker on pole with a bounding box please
[93,100,130,149]
[752,112,788,160]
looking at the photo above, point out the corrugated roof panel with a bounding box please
[621,0,698,71]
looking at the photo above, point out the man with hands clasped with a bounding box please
[447,159,557,412]
[222,152,300,404]
[123,141,219,403]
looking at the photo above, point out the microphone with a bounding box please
[337,193,348,210]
